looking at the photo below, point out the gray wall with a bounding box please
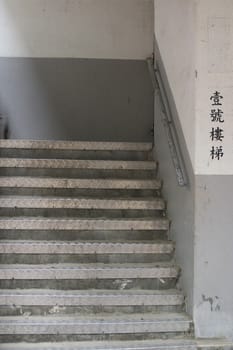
[194,175,233,339]
[0,58,153,141]
[153,48,195,316]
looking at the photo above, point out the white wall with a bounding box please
[154,0,233,340]
[195,0,233,175]
[0,0,154,59]
[154,0,196,165]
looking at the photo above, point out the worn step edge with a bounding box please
[0,339,198,350]
[0,240,174,254]
[0,289,184,306]
[0,263,179,279]
[0,140,153,152]
[0,196,165,210]
[0,313,192,334]
[0,177,161,190]
[0,158,157,170]
[196,338,233,349]
[0,217,169,231]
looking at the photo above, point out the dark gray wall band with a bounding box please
[0,58,153,141]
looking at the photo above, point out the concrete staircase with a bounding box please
[0,140,230,350]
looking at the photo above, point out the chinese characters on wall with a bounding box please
[210,91,224,160]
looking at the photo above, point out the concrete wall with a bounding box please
[153,47,195,315]
[154,0,196,165]
[0,0,154,59]
[154,0,233,340]
[0,0,154,140]
[0,58,153,141]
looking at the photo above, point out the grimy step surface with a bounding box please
[0,158,156,170]
[0,140,153,152]
[0,177,161,190]
[0,313,192,334]
[0,289,184,306]
[0,217,169,230]
[0,196,165,210]
[0,240,174,254]
[0,339,198,350]
[0,263,179,279]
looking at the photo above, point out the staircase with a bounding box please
[0,140,223,349]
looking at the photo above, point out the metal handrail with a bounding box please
[147,57,188,186]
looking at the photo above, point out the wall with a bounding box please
[193,0,233,339]
[154,0,196,165]
[0,0,154,141]
[153,46,195,315]
[154,0,233,340]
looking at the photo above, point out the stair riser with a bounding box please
[0,331,192,343]
[0,278,177,290]
[0,230,167,241]
[0,149,150,160]
[0,305,185,316]
[0,168,157,179]
[0,253,173,264]
[0,188,160,198]
[0,209,163,219]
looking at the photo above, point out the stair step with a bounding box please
[0,289,184,306]
[0,217,169,231]
[0,196,165,210]
[0,313,192,335]
[0,140,153,152]
[0,177,161,190]
[0,339,198,350]
[0,240,174,254]
[0,263,179,279]
[0,158,156,170]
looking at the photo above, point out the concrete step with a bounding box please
[0,158,156,170]
[0,263,179,280]
[0,240,174,254]
[0,240,174,264]
[0,177,161,190]
[0,196,166,219]
[0,196,165,210]
[0,313,192,336]
[0,160,157,179]
[0,339,198,350]
[0,140,153,152]
[0,238,173,264]
[0,140,153,161]
[0,289,184,307]
[0,217,169,231]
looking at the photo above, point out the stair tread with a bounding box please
[0,240,174,254]
[0,196,165,210]
[0,262,179,279]
[0,217,169,231]
[0,288,182,296]
[0,158,156,170]
[0,339,198,350]
[0,262,177,268]
[0,140,153,151]
[0,312,191,322]
[0,177,161,189]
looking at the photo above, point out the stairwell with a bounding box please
[0,140,227,350]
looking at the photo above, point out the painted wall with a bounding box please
[154,0,233,340]
[0,0,153,59]
[153,48,195,315]
[0,0,154,140]
[195,0,233,174]
[0,58,153,141]
[154,0,196,165]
